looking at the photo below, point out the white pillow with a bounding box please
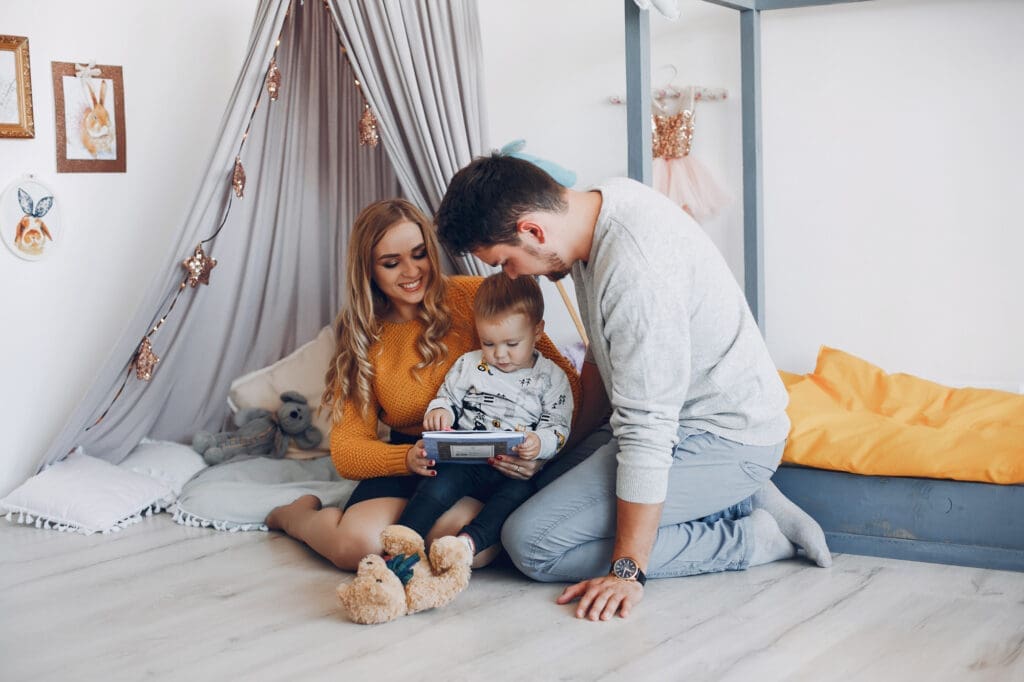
[0,449,174,535]
[119,438,208,496]
[228,325,335,456]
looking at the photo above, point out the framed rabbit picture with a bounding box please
[51,62,126,172]
[0,176,62,261]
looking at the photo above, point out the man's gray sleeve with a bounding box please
[601,259,688,504]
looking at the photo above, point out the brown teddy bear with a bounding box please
[336,525,472,625]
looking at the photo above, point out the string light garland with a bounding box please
[353,71,380,147]
[325,0,381,147]
[265,58,282,101]
[182,244,218,287]
[87,0,381,429]
[232,157,247,198]
[134,338,160,381]
[359,102,380,147]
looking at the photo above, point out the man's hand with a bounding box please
[423,408,453,431]
[513,432,541,460]
[405,440,435,477]
[556,575,644,621]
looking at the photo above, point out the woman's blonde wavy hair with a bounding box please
[322,199,451,422]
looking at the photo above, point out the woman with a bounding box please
[266,199,580,570]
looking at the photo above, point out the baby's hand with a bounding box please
[514,432,541,460]
[423,408,453,431]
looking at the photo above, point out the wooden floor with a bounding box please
[2,515,1022,682]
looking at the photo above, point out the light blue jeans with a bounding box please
[501,424,785,582]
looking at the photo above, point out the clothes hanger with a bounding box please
[653,64,681,107]
[608,61,727,107]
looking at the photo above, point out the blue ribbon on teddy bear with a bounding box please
[385,553,420,586]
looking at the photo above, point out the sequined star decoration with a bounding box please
[134,337,160,381]
[232,157,246,198]
[358,103,379,147]
[265,58,281,101]
[182,244,217,288]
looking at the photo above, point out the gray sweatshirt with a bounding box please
[572,178,790,504]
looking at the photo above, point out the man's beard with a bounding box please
[524,243,570,281]
[544,268,569,282]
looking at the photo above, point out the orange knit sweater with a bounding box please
[330,276,582,480]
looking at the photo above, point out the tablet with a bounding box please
[422,431,525,463]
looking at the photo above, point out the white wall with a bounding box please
[479,0,624,352]
[761,0,1024,388]
[0,1,257,496]
[480,0,1023,390]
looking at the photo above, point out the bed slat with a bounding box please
[773,465,1024,572]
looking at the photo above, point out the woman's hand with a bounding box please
[490,454,543,481]
[556,575,644,621]
[512,432,541,460]
[423,408,453,432]
[405,440,436,477]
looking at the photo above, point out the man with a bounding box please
[436,154,831,622]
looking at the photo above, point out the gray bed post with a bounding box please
[624,0,652,185]
[626,0,763,330]
[740,8,765,332]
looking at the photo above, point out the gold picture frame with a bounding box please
[0,35,35,138]
[52,62,126,173]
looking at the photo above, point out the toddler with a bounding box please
[397,273,573,556]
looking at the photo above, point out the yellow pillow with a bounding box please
[782,347,1024,484]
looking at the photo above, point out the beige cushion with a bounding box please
[228,326,336,457]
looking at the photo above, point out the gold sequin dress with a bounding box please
[651,100,729,224]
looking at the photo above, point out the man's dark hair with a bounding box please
[435,153,568,256]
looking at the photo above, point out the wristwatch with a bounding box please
[610,556,647,586]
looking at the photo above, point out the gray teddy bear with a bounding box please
[192,391,323,465]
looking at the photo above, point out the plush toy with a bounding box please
[192,391,323,465]
[633,0,681,20]
[336,525,473,625]
[499,139,577,188]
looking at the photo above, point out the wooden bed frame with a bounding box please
[621,0,1024,571]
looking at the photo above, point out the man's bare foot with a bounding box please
[266,494,323,531]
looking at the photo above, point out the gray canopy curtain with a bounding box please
[38,0,404,468]
[328,0,495,277]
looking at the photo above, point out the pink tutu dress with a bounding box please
[651,95,730,224]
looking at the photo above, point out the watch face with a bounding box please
[613,557,639,580]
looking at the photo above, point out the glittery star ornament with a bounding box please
[358,104,379,147]
[182,244,217,287]
[232,157,246,198]
[134,337,160,381]
[265,59,281,101]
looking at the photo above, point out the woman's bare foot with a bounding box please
[266,494,323,531]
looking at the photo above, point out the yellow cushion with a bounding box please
[781,347,1024,484]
